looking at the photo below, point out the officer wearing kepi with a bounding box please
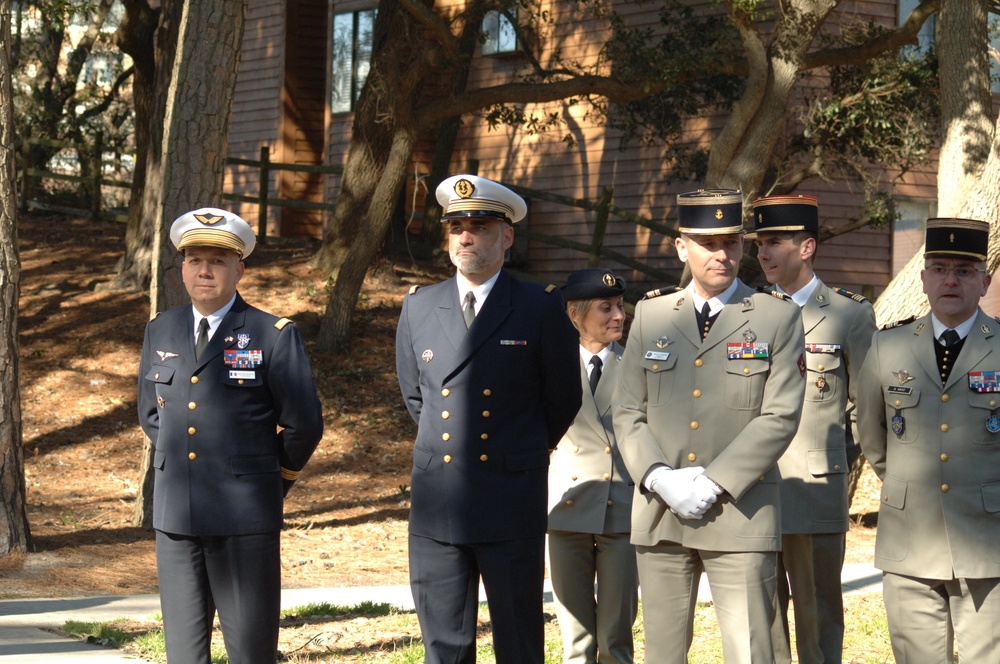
[858,217,1000,663]
[613,189,806,663]
[137,208,323,664]
[396,175,581,663]
[751,195,876,664]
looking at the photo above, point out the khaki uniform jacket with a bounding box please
[779,281,875,534]
[858,310,1000,580]
[548,341,634,534]
[613,280,805,551]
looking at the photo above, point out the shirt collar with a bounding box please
[192,294,237,337]
[931,311,979,342]
[776,274,819,308]
[690,279,740,317]
[456,270,501,316]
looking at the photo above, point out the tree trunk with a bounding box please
[935,0,991,217]
[101,0,161,292]
[0,0,30,557]
[314,0,434,349]
[133,0,248,527]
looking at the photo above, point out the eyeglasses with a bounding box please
[924,264,987,281]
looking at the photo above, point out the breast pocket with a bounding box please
[643,353,678,406]
[805,349,842,403]
[725,360,769,410]
[883,386,920,443]
[967,392,1000,445]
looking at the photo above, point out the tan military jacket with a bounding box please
[548,341,634,534]
[778,281,875,534]
[858,310,1000,579]
[613,280,805,551]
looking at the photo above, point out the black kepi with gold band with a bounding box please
[924,217,989,261]
[749,194,819,237]
[436,174,528,224]
[169,207,257,258]
[676,188,744,234]
[561,268,627,302]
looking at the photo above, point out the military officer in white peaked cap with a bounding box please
[858,217,1000,663]
[396,175,581,663]
[139,207,323,663]
[613,189,806,663]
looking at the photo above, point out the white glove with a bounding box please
[692,473,723,508]
[648,466,712,519]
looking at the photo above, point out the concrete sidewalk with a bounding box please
[0,564,883,662]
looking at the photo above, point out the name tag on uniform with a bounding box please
[229,370,256,379]
[727,342,769,359]
[644,351,670,361]
[969,371,1000,392]
[805,343,841,354]
[887,385,912,395]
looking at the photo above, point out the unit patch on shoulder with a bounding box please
[835,287,869,303]
[880,316,916,331]
[408,284,421,295]
[545,284,557,294]
[274,318,292,330]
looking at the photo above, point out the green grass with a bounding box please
[61,594,896,663]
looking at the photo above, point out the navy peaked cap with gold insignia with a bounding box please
[677,189,744,235]
[436,174,527,224]
[170,207,256,258]
[561,268,627,301]
[924,217,989,262]
[748,194,818,237]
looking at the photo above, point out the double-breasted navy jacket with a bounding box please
[138,294,323,536]
[395,269,582,544]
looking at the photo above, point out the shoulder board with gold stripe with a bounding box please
[756,286,790,302]
[274,318,293,330]
[545,284,557,293]
[408,284,420,295]
[642,286,678,300]
[880,316,916,331]
[834,287,868,303]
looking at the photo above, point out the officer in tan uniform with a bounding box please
[548,268,637,664]
[858,217,1000,663]
[751,195,875,664]
[613,189,806,664]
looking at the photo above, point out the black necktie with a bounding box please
[589,355,603,394]
[195,317,210,360]
[463,291,477,329]
[940,329,960,348]
[698,301,714,340]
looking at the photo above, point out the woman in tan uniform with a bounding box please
[548,268,637,664]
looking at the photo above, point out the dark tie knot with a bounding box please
[700,301,711,318]
[589,355,603,394]
[463,291,477,329]
[940,329,961,348]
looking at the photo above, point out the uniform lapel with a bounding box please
[433,276,468,353]
[699,281,753,354]
[911,314,941,385]
[672,291,703,348]
[448,270,514,378]
[944,309,995,392]
[800,282,828,336]
[197,294,248,370]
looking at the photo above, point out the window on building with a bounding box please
[482,8,517,55]
[331,9,376,114]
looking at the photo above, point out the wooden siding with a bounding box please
[278,0,329,238]
[226,0,285,236]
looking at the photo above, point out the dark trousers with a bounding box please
[409,532,545,664]
[155,530,281,664]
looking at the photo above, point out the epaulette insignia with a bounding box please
[274,318,292,330]
[545,284,557,294]
[758,287,790,302]
[408,284,420,295]
[643,288,664,300]
[835,287,869,303]
[881,316,916,331]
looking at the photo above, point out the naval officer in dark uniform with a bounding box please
[396,174,581,663]
[137,208,323,664]
[858,217,1000,663]
[613,189,806,663]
